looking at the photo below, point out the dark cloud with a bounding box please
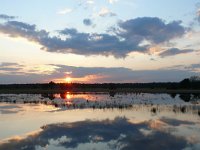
[0,62,20,67]
[118,17,186,44]
[195,3,200,23]
[184,63,200,71]
[0,14,16,20]
[0,63,198,84]
[50,64,198,83]
[0,117,188,150]
[189,63,200,69]
[0,17,188,58]
[0,62,24,72]
[100,12,116,17]
[150,58,156,61]
[0,21,49,48]
[83,18,93,26]
[197,9,200,23]
[159,48,194,57]
[58,27,142,57]
[0,73,49,84]
[0,67,21,71]
[0,21,135,58]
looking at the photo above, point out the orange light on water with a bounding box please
[66,93,71,99]
[59,92,71,99]
[66,101,72,106]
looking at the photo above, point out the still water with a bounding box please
[0,93,200,150]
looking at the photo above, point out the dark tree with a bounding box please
[179,78,190,89]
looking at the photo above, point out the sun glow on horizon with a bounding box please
[65,77,72,83]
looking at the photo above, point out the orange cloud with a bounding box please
[54,74,108,83]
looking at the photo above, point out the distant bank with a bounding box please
[0,78,200,94]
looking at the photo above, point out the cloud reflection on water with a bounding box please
[1,117,198,150]
[0,105,22,114]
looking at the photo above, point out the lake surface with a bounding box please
[0,93,200,150]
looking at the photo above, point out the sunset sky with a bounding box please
[0,0,200,83]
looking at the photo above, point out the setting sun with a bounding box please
[65,77,72,83]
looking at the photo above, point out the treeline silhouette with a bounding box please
[0,76,200,91]
[0,82,178,90]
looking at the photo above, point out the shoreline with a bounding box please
[1,88,200,94]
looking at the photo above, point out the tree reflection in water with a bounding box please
[0,93,200,116]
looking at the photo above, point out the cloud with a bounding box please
[0,62,24,72]
[98,7,117,17]
[58,28,134,57]
[197,9,200,23]
[159,48,194,57]
[184,63,200,72]
[0,62,20,67]
[0,67,21,71]
[108,0,118,4]
[118,17,186,44]
[0,14,16,20]
[57,8,73,15]
[0,20,49,46]
[194,2,200,23]
[86,0,94,4]
[83,18,93,26]
[0,17,187,58]
[0,62,198,84]
[189,63,200,69]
